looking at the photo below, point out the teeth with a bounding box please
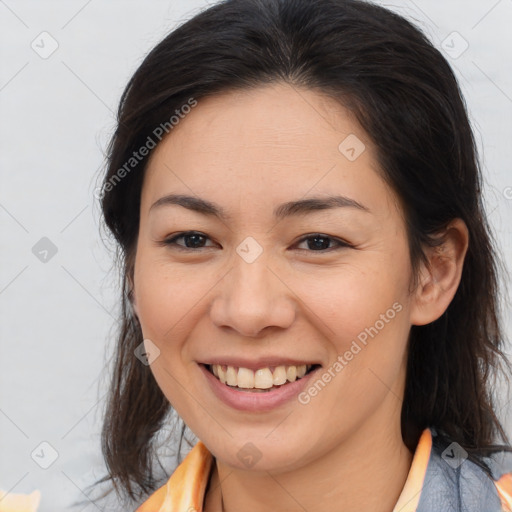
[254,368,274,389]
[273,365,287,385]
[210,363,313,389]
[217,365,226,384]
[286,366,297,382]
[226,366,238,386]
[237,367,255,388]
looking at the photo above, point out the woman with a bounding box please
[92,0,512,510]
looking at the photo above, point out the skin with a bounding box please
[131,82,468,511]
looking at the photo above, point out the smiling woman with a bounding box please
[90,0,512,511]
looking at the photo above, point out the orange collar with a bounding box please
[137,429,433,512]
[136,439,213,512]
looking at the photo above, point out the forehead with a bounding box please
[154,83,363,153]
[142,83,400,220]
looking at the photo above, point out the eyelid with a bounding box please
[158,231,353,252]
[294,234,352,251]
[159,231,217,250]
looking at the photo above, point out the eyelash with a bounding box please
[159,231,352,253]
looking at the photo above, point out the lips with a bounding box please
[199,362,322,411]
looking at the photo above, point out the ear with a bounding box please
[410,218,469,326]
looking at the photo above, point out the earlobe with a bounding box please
[410,218,469,326]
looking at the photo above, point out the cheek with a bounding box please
[132,255,204,409]
[134,252,207,340]
[301,267,410,416]
[295,260,409,348]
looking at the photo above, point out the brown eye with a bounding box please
[294,234,351,252]
[161,231,216,251]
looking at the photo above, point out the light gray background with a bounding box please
[1,1,511,510]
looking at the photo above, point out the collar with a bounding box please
[136,428,512,512]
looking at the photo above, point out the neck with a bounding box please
[205,410,415,512]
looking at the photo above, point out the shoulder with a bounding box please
[416,429,512,512]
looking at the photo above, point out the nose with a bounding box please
[209,253,296,338]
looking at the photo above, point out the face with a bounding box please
[132,83,417,473]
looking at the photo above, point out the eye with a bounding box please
[160,231,216,251]
[293,233,352,252]
[159,231,351,253]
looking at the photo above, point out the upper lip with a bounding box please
[200,357,321,371]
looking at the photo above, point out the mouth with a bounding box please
[204,363,321,393]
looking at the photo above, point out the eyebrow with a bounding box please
[149,193,370,221]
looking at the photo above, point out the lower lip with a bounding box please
[199,364,320,412]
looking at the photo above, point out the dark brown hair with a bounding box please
[85,0,512,507]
